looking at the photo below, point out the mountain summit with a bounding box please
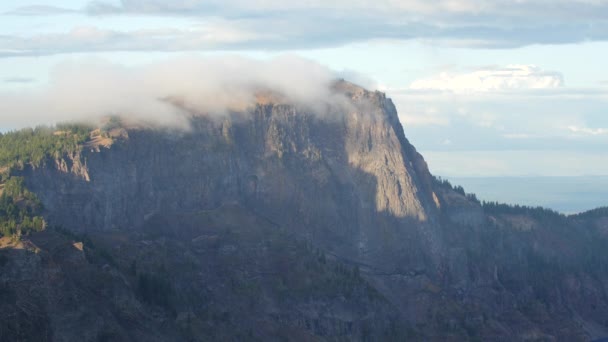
[1,81,607,341]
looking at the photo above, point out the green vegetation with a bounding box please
[434,176,480,203]
[0,124,90,173]
[433,175,454,190]
[482,201,565,221]
[0,124,91,239]
[0,176,45,237]
[434,176,575,217]
[570,206,608,220]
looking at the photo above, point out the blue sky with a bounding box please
[1,0,607,177]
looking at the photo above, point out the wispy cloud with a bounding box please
[568,125,608,136]
[410,65,564,93]
[4,5,77,16]
[399,107,451,127]
[3,77,35,83]
[386,62,608,159]
[0,23,275,58]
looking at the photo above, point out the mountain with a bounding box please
[1,81,608,341]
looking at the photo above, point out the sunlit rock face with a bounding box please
[23,81,442,273]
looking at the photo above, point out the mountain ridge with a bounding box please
[1,81,607,341]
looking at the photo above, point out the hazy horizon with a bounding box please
[445,175,608,214]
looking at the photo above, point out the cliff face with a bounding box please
[24,82,442,273]
[4,81,608,341]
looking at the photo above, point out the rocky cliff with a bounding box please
[23,81,444,274]
[2,81,608,341]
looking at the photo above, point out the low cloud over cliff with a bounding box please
[0,55,359,129]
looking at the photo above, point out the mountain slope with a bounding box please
[1,81,608,341]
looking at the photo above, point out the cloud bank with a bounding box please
[0,55,345,129]
[2,0,608,57]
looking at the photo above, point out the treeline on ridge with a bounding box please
[0,124,90,173]
[0,124,91,239]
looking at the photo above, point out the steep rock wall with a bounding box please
[23,83,442,273]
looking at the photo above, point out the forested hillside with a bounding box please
[0,125,89,238]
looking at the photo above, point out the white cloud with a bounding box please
[410,65,564,93]
[0,55,346,129]
[568,125,608,135]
